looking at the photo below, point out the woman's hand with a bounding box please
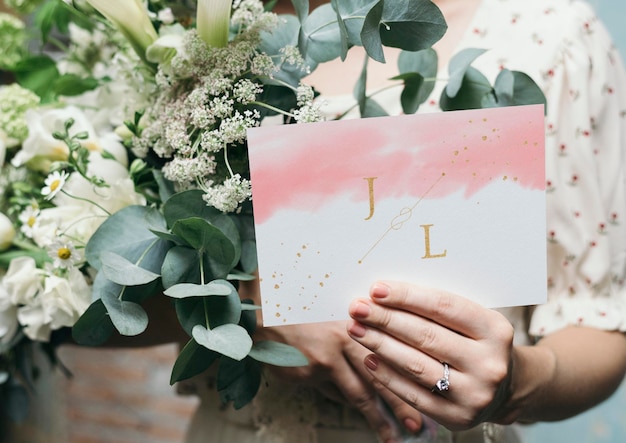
[347,281,519,431]
[255,320,426,441]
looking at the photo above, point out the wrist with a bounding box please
[494,344,557,424]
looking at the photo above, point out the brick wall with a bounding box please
[4,344,199,443]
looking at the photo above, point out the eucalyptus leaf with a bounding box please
[292,0,310,22]
[85,205,168,271]
[97,275,149,336]
[360,0,385,63]
[353,54,368,113]
[248,341,309,367]
[205,281,242,327]
[332,0,378,46]
[3,382,29,422]
[361,98,389,117]
[164,281,232,298]
[299,4,343,63]
[378,0,447,51]
[175,297,205,336]
[446,48,488,98]
[162,189,220,227]
[391,72,425,114]
[440,66,492,111]
[397,48,438,107]
[170,339,219,384]
[71,299,115,346]
[161,245,202,289]
[331,0,349,60]
[100,251,160,286]
[217,357,261,409]
[192,324,253,361]
[509,71,547,110]
[226,270,257,281]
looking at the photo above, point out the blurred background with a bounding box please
[2,1,626,442]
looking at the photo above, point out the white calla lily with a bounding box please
[197,0,233,48]
[85,0,158,62]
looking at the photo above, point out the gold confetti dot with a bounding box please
[275,312,281,317]
[274,284,280,289]
[503,176,508,181]
[319,282,324,287]
[482,136,488,141]
[325,274,330,278]
[454,150,459,156]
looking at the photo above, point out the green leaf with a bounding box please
[226,270,257,281]
[175,297,205,336]
[259,15,313,87]
[217,357,261,409]
[153,170,176,203]
[163,190,220,227]
[161,245,202,288]
[205,281,242,327]
[100,251,160,286]
[439,66,492,111]
[332,0,378,46]
[331,0,349,60]
[96,275,149,336]
[353,54,368,114]
[299,4,343,63]
[446,48,488,98]
[192,324,253,361]
[164,281,232,298]
[397,48,438,108]
[53,74,99,96]
[171,217,239,278]
[170,339,219,384]
[85,205,168,271]
[391,72,425,114]
[71,299,115,346]
[292,0,310,23]
[509,71,547,109]
[378,0,447,51]
[12,56,60,102]
[360,0,385,62]
[361,98,388,117]
[3,381,29,422]
[248,341,309,367]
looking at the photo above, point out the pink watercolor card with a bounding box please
[247,105,547,326]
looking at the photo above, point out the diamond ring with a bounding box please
[431,362,450,393]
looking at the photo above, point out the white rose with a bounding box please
[0,212,15,251]
[41,268,91,330]
[16,267,91,342]
[16,304,50,342]
[3,256,42,306]
[31,205,86,248]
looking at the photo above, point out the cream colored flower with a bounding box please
[85,0,158,63]
[197,0,233,48]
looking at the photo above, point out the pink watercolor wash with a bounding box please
[247,105,545,224]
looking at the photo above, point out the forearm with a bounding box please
[503,326,626,423]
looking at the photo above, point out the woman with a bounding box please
[185,0,626,442]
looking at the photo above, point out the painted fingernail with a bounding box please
[350,301,370,318]
[348,321,367,338]
[403,417,422,434]
[364,354,379,371]
[371,283,390,299]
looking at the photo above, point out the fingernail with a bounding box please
[371,283,390,299]
[364,354,379,371]
[347,321,367,338]
[403,417,422,434]
[350,300,370,319]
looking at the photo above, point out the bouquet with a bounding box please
[0,0,545,422]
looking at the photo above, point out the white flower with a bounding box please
[18,205,39,238]
[46,239,82,269]
[158,8,175,25]
[3,256,42,306]
[15,267,91,342]
[42,171,70,201]
[0,212,15,251]
[197,0,233,48]
[0,277,18,345]
[12,106,128,172]
[85,0,158,63]
[202,173,252,213]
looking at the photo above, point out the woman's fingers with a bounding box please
[368,281,502,340]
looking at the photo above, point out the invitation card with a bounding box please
[247,105,546,326]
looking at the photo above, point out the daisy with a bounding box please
[41,171,69,201]
[46,239,82,269]
[18,205,40,238]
